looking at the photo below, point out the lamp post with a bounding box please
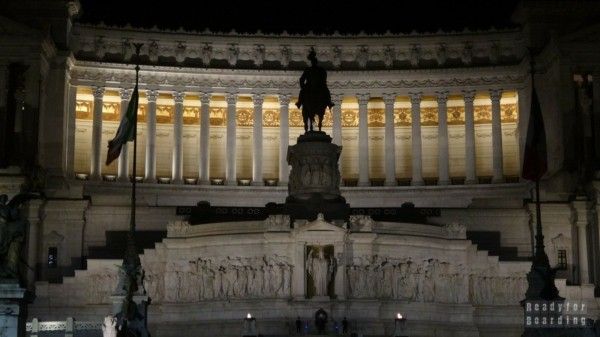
[242,313,257,337]
[393,313,407,337]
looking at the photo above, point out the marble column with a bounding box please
[436,91,450,185]
[90,86,105,180]
[331,93,343,184]
[292,242,306,300]
[117,88,132,182]
[357,93,370,186]
[279,94,290,185]
[331,93,343,146]
[198,92,211,185]
[252,93,264,185]
[65,83,77,178]
[573,199,591,284]
[463,90,477,184]
[410,92,424,186]
[490,89,504,183]
[383,93,397,186]
[144,90,158,183]
[172,91,185,184]
[225,92,238,185]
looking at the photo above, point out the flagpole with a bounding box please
[121,43,144,319]
[534,179,546,264]
[131,44,142,235]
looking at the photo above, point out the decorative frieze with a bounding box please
[74,23,524,70]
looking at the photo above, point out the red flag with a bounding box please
[522,84,547,181]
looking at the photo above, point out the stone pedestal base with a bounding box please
[0,281,30,337]
[111,294,151,336]
[285,131,349,221]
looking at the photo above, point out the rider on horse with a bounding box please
[296,48,334,132]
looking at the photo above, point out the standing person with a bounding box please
[296,316,302,334]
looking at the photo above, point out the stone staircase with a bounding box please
[466,230,530,261]
[45,230,167,283]
[87,230,167,259]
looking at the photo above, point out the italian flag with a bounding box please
[521,83,547,181]
[106,86,139,166]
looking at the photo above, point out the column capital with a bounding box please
[330,93,344,105]
[409,92,422,104]
[92,86,105,99]
[119,88,133,101]
[252,93,264,106]
[146,90,159,102]
[226,92,238,105]
[173,91,185,104]
[462,90,476,103]
[279,93,291,106]
[356,93,370,106]
[200,92,211,105]
[435,90,449,104]
[382,93,397,106]
[489,88,503,102]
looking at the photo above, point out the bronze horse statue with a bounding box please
[296,48,334,132]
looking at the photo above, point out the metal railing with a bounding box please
[26,318,102,337]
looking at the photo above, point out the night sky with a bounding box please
[77,0,521,34]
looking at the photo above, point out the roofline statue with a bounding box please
[295,47,334,133]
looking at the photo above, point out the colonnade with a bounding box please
[85,88,510,186]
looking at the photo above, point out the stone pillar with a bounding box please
[383,93,397,186]
[437,91,450,185]
[333,241,346,300]
[198,92,211,185]
[331,93,343,184]
[90,86,105,180]
[144,90,158,183]
[463,90,477,184]
[225,92,238,186]
[357,93,370,186]
[117,88,132,182]
[410,92,424,186]
[65,83,77,178]
[292,242,306,300]
[25,199,44,290]
[278,94,290,185]
[252,93,264,185]
[172,91,185,184]
[490,89,504,183]
[573,199,591,284]
[331,93,343,146]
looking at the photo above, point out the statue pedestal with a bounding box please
[0,281,30,337]
[285,131,349,221]
[110,294,151,335]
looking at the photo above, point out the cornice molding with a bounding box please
[70,60,527,94]
[72,24,525,71]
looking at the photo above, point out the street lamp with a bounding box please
[394,313,407,337]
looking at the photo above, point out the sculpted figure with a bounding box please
[0,193,40,279]
[295,48,334,132]
[102,316,117,337]
[306,248,333,297]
